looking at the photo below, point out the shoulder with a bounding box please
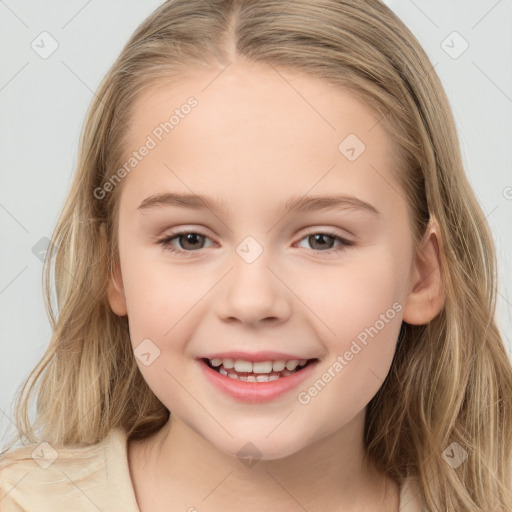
[0,428,139,512]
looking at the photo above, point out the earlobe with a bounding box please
[402,218,445,326]
[100,223,128,317]
[107,258,128,317]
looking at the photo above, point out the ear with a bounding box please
[402,217,445,325]
[100,223,128,317]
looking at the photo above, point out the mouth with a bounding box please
[198,355,320,403]
[200,357,318,382]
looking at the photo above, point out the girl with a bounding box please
[1,1,511,510]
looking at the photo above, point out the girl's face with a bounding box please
[108,60,428,459]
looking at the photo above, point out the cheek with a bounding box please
[120,247,204,338]
[121,260,198,407]
[292,247,406,427]
[293,246,406,341]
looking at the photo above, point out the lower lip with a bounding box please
[197,358,319,403]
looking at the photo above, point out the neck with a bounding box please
[129,410,399,512]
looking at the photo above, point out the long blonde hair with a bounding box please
[3,1,511,509]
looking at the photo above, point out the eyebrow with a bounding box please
[137,192,380,216]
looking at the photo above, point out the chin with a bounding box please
[210,432,309,463]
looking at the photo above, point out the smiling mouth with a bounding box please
[201,357,318,382]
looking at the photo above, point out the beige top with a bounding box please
[0,428,425,511]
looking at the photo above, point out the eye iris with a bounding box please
[181,233,204,250]
[309,234,335,250]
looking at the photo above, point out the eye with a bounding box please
[296,231,354,255]
[157,231,215,255]
[157,229,354,257]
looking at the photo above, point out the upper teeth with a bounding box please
[209,358,308,373]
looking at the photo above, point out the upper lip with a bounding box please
[199,351,317,362]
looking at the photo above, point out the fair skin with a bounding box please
[107,59,444,512]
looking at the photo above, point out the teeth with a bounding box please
[208,357,309,375]
[285,360,299,371]
[207,356,314,383]
[222,358,234,369]
[223,370,294,381]
[253,361,273,373]
[234,360,253,373]
[272,360,286,372]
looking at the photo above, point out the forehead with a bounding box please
[127,61,387,150]
[119,61,402,217]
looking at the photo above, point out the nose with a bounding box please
[214,243,292,327]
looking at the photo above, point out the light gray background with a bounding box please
[1,0,511,445]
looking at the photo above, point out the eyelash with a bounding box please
[156,230,354,257]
